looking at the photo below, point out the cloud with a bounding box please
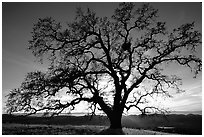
[170,101,202,111]
[165,87,202,111]
[3,49,48,72]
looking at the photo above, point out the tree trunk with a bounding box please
[96,95,124,129]
[108,111,122,129]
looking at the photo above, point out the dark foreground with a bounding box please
[2,114,202,135]
[2,124,172,135]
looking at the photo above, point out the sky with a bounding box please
[2,2,202,114]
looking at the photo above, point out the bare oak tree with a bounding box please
[6,3,201,129]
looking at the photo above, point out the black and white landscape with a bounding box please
[2,2,202,135]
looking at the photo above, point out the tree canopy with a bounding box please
[6,3,201,127]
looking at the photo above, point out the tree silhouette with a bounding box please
[6,3,201,129]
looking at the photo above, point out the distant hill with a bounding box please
[169,110,202,115]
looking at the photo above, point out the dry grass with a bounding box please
[123,128,171,135]
[2,123,174,135]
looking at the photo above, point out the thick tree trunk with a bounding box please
[108,111,123,129]
[98,108,125,134]
[96,95,124,129]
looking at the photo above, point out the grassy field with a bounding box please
[2,114,202,135]
[2,123,172,135]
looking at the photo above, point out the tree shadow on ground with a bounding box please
[98,128,125,135]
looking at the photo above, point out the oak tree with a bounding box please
[6,3,201,129]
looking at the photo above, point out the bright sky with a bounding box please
[2,2,202,114]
